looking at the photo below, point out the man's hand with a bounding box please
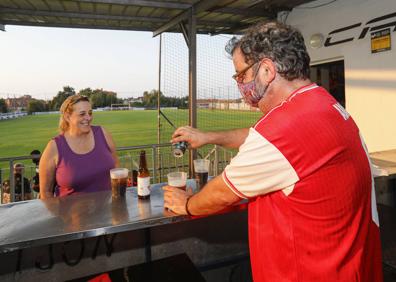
[163,185,193,215]
[171,126,208,149]
[172,126,249,149]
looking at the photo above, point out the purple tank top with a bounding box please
[54,126,115,197]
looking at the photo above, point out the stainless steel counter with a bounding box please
[1,153,394,256]
[0,182,237,254]
[371,150,396,179]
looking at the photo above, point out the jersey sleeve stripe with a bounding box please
[222,171,250,199]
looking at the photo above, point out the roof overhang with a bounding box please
[0,0,317,35]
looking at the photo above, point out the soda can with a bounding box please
[173,141,188,158]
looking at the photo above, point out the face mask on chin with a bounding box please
[237,78,269,108]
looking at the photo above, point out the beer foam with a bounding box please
[110,168,128,179]
[194,159,209,171]
[169,180,186,188]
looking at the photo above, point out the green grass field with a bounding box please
[0,109,262,159]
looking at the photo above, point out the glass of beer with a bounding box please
[167,172,187,191]
[194,159,210,190]
[110,168,129,199]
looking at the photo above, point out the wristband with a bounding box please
[185,196,193,216]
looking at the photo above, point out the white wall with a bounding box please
[286,0,396,152]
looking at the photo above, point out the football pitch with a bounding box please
[0,109,261,159]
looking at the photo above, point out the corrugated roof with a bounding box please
[0,0,316,35]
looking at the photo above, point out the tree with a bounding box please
[89,89,120,108]
[50,86,76,110]
[142,89,164,107]
[0,98,8,113]
[138,89,188,109]
[27,99,47,114]
[78,88,93,98]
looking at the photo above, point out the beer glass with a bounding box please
[167,172,188,191]
[193,159,210,190]
[110,168,129,199]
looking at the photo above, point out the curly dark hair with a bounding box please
[225,21,310,81]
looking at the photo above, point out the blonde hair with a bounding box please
[59,95,90,134]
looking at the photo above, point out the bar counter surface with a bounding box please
[0,151,394,257]
[0,182,235,254]
[371,149,396,179]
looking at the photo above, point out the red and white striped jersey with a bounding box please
[223,84,382,282]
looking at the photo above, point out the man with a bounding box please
[2,163,32,203]
[163,21,382,281]
[30,149,41,194]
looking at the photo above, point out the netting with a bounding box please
[159,33,262,169]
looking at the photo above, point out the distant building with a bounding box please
[5,95,32,111]
[127,97,143,103]
[197,98,258,111]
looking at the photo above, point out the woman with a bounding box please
[39,95,119,198]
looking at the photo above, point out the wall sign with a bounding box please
[324,11,396,47]
[371,28,391,53]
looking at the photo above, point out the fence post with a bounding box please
[9,160,14,203]
[21,168,25,201]
[0,169,2,204]
[152,145,157,184]
[214,145,219,176]
[157,146,162,183]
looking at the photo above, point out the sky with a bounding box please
[0,25,236,101]
[0,25,160,100]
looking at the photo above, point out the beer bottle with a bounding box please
[137,150,150,200]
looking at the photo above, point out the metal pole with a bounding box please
[188,7,197,178]
[157,34,163,182]
[9,160,14,202]
[0,169,3,204]
[152,145,157,184]
[214,145,219,176]
[21,169,25,201]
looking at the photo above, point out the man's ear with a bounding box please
[260,58,276,83]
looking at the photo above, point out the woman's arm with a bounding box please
[101,127,119,167]
[39,140,58,199]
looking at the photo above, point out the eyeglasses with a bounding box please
[232,61,259,83]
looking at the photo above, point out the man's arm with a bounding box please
[171,126,249,149]
[163,174,242,215]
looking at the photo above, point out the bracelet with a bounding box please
[185,196,193,216]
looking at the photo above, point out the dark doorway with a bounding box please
[310,60,345,107]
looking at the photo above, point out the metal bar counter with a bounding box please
[371,150,396,180]
[0,182,245,254]
[0,154,393,255]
